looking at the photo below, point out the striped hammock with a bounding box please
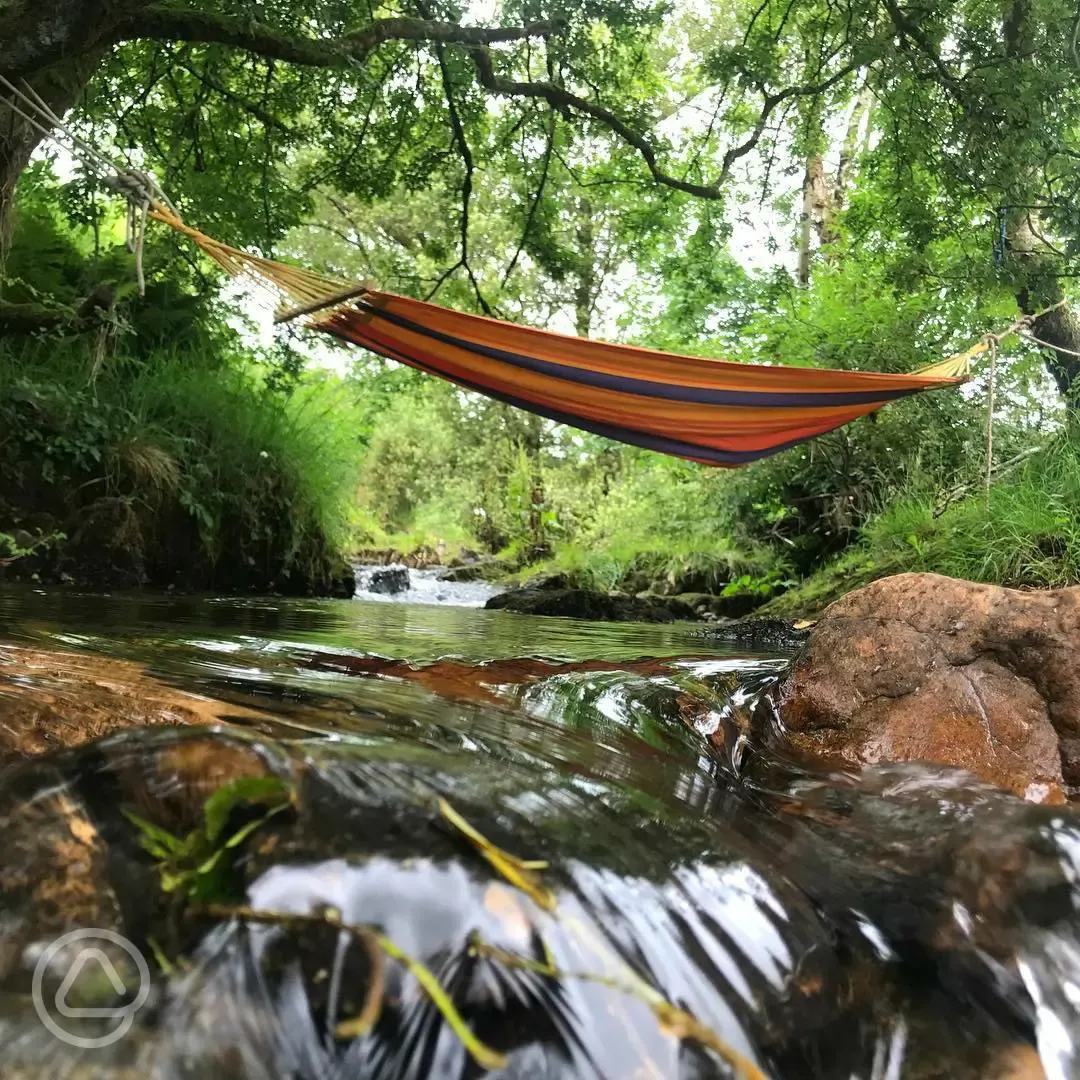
[152,208,972,467]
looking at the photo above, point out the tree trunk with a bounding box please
[0,0,120,259]
[796,96,831,287]
[0,56,104,260]
[1011,217,1080,404]
[572,196,597,337]
[997,0,1080,406]
[797,153,831,286]
[1022,303,1080,406]
[831,83,871,225]
[1002,179,1080,407]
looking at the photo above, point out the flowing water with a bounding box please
[0,585,1076,1079]
[352,564,504,607]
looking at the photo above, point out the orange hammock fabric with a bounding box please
[152,208,972,467]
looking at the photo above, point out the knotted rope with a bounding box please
[0,71,179,296]
[102,170,178,296]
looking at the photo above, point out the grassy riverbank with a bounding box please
[760,436,1080,615]
[356,430,1080,618]
[0,341,364,592]
[0,183,365,594]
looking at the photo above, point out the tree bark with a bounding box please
[999,0,1080,406]
[0,57,102,257]
[832,83,871,221]
[796,152,830,286]
[572,197,597,338]
[1011,213,1080,403]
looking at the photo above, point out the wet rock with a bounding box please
[675,592,769,619]
[711,591,769,619]
[521,572,572,591]
[988,1045,1046,1080]
[485,586,695,622]
[0,644,273,763]
[325,559,356,598]
[354,546,442,569]
[440,559,505,583]
[778,573,1080,803]
[673,591,715,613]
[702,616,811,650]
[366,566,410,595]
[439,563,485,582]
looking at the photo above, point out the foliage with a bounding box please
[863,436,1080,587]
[125,776,293,902]
[7,0,1080,603]
[0,174,365,592]
[763,434,1080,614]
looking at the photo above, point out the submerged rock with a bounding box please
[672,591,766,619]
[0,725,1072,1079]
[779,573,1080,803]
[702,616,812,651]
[485,585,695,622]
[0,644,273,763]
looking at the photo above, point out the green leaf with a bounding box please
[222,802,291,849]
[202,776,291,846]
[123,809,184,857]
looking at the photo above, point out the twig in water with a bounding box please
[198,903,507,1070]
[469,937,767,1080]
[438,797,556,911]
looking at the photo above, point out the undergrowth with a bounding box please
[1,168,365,593]
[0,340,364,591]
[762,435,1080,615]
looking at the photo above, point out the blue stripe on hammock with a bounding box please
[353,300,921,409]
[321,320,821,466]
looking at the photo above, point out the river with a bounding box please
[0,582,1074,1079]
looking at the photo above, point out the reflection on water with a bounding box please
[0,584,1075,1079]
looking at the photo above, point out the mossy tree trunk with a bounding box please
[0,0,129,250]
[996,0,1080,409]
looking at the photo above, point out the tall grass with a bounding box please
[861,435,1080,586]
[761,435,1080,615]
[529,462,783,593]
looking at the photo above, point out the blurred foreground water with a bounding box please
[0,586,1074,1079]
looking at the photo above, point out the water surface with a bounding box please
[0,585,1074,1080]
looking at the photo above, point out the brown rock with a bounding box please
[778,573,1080,803]
[985,1045,1046,1080]
[0,643,274,762]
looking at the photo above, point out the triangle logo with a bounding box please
[54,948,128,1018]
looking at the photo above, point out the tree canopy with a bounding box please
[5,0,1076,387]
[3,0,1080,601]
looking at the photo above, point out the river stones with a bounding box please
[0,645,273,762]
[778,573,1080,803]
[485,584,695,622]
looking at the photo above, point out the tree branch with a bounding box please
[114,9,563,68]
[470,47,873,199]
[0,297,102,335]
[176,60,293,134]
[431,38,492,316]
[502,111,555,286]
[469,49,723,199]
[881,0,966,100]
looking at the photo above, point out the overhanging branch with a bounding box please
[470,47,873,199]
[469,48,725,200]
[115,9,564,69]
